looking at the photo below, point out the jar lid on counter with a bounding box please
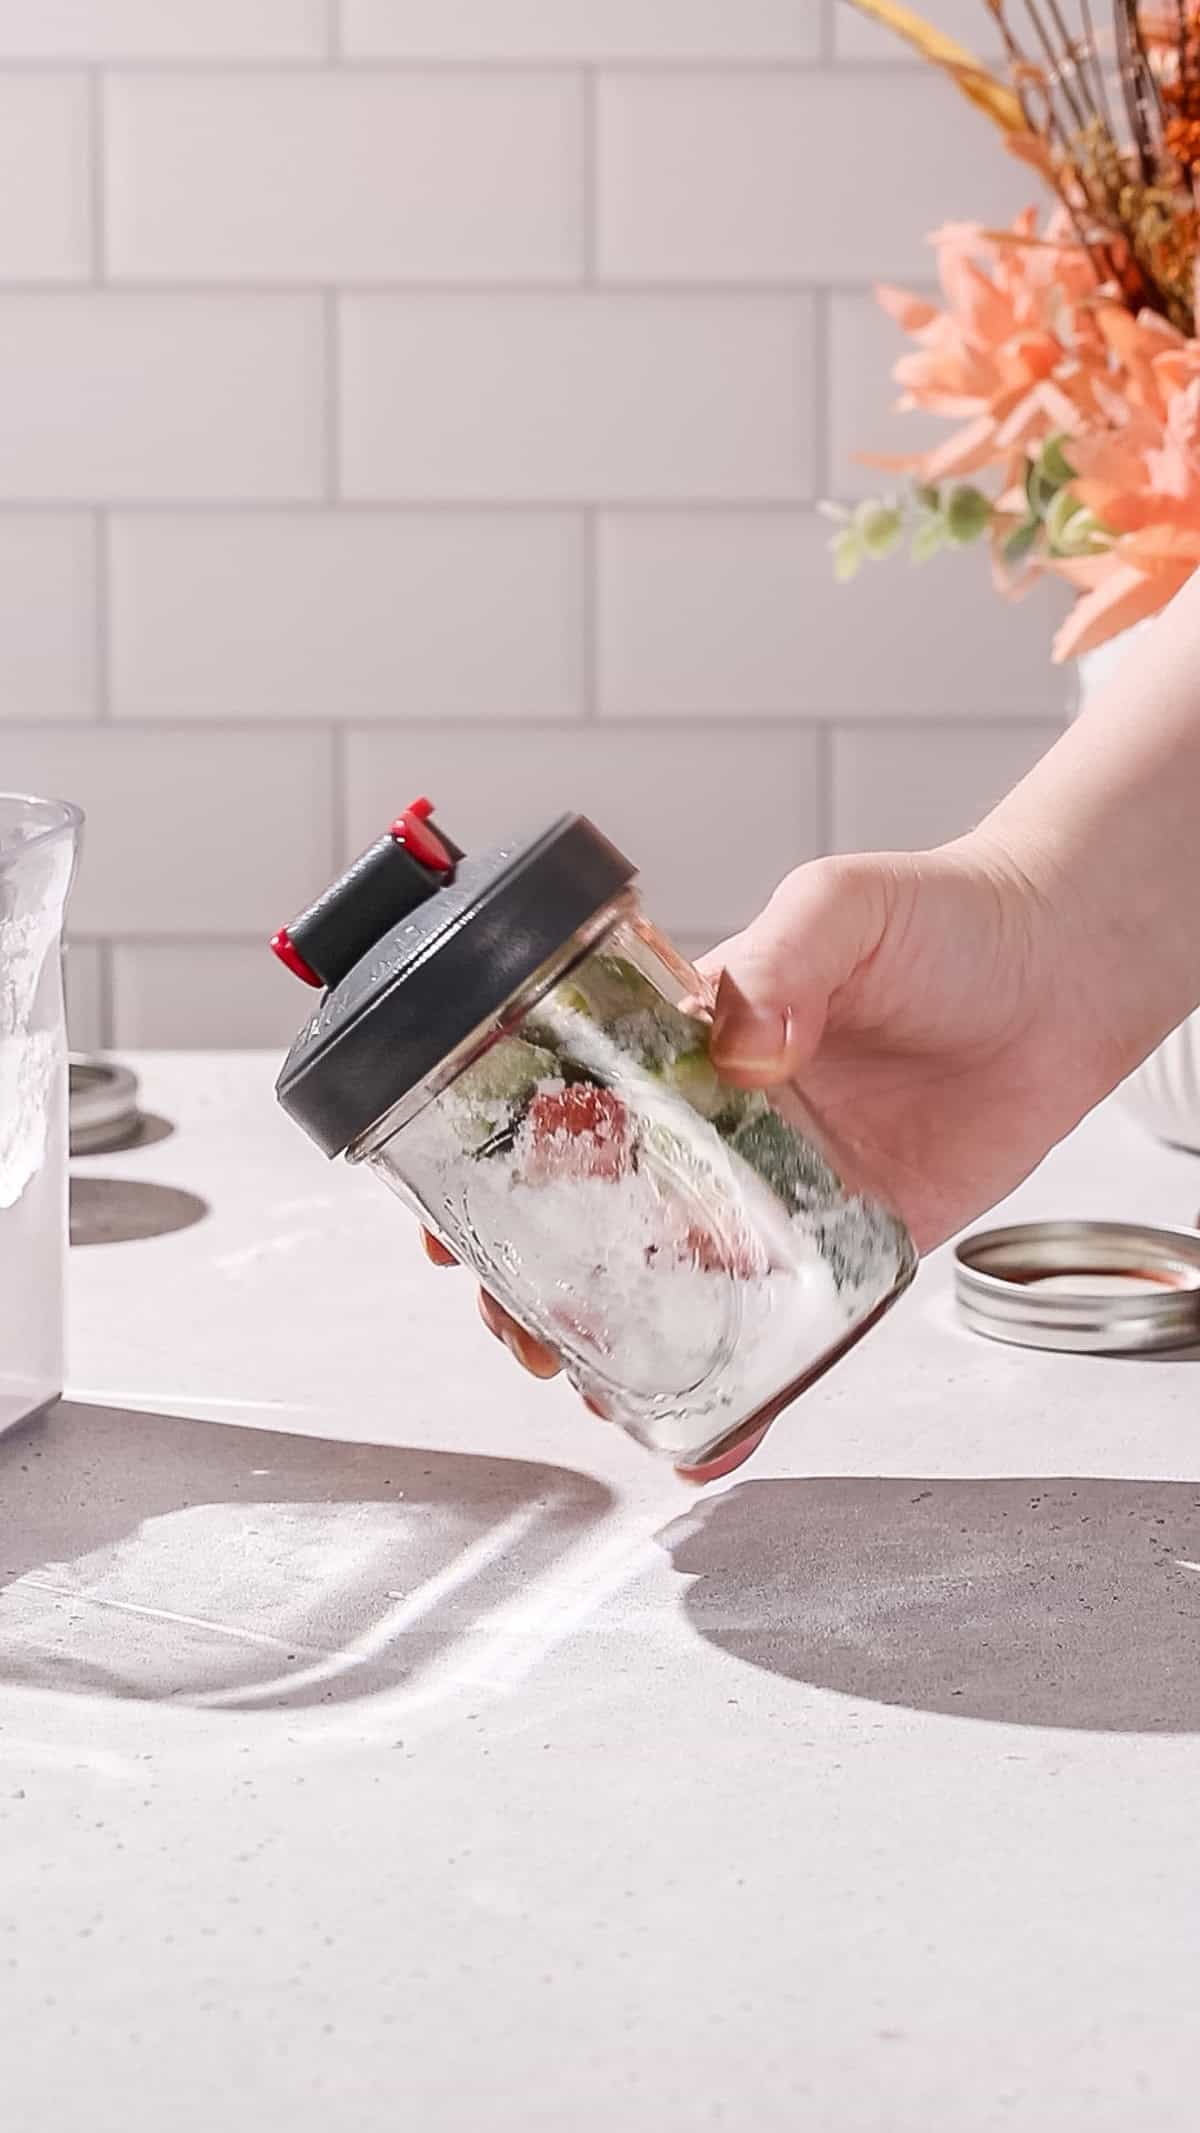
[954,1219,1200,1355]
[273,804,637,1159]
[69,1056,141,1156]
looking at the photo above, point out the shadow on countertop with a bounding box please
[70,1176,209,1247]
[663,1474,1200,1733]
[0,1401,613,1712]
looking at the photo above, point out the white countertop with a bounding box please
[5,1054,1200,2130]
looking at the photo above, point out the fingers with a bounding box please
[702,857,893,1087]
[477,1288,562,1380]
[709,971,796,1084]
[422,1228,561,1378]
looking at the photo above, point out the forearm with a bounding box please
[979,576,1200,1081]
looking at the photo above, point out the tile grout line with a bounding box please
[87,68,106,281]
[7,706,1066,734]
[810,285,831,504]
[330,720,349,865]
[323,290,340,504]
[0,57,935,78]
[816,722,835,858]
[0,498,834,517]
[580,511,598,722]
[0,276,933,297]
[581,67,599,284]
[92,510,111,721]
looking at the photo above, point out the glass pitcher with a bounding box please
[0,795,82,1436]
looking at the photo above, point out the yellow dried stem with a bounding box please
[840,0,1028,131]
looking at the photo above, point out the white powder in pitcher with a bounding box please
[0,1028,57,1212]
[0,894,67,1434]
[0,901,60,1209]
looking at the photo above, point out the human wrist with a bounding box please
[969,776,1194,1099]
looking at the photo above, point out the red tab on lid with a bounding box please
[270,928,323,988]
[391,798,452,875]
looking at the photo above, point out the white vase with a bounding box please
[1075,623,1200,1152]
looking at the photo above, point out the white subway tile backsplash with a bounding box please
[0,75,91,283]
[346,724,822,938]
[0,295,323,501]
[0,514,95,720]
[816,543,1069,718]
[597,70,1028,285]
[827,289,944,502]
[343,1,824,59]
[340,294,816,502]
[0,726,335,935]
[831,721,1062,853]
[64,940,107,1051]
[600,512,1066,719]
[110,512,583,721]
[599,512,815,720]
[106,73,583,284]
[834,0,1003,61]
[112,943,306,1050]
[0,24,1080,1043]
[0,2,326,58]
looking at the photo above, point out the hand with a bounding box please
[423,828,1109,1478]
[697,833,1108,1255]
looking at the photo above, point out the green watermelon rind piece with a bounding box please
[452,1036,559,1149]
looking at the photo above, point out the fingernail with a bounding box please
[711,974,789,1075]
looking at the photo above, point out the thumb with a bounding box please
[699,857,893,1086]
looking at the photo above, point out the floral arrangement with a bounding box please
[831,1,1200,658]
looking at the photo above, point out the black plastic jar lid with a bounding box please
[273,806,636,1158]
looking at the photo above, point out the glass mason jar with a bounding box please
[274,804,917,1473]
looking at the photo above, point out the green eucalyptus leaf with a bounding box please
[1024,461,1056,518]
[1052,504,1111,558]
[1039,431,1077,488]
[945,485,991,545]
[855,502,904,559]
[1044,488,1084,551]
[832,528,865,582]
[1003,516,1041,565]
[911,515,948,564]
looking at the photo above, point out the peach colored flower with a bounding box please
[866,212,1200,659]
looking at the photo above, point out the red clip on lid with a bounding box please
[275,810,637,1159]
[270,927,322,989]
[391,796,453,877]
[270,796,460,993]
